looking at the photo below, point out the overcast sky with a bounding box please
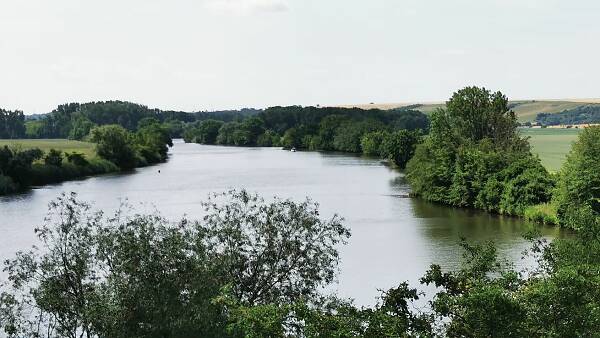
[1,0,599,114]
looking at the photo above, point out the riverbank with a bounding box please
[0,142,562,306]
[0,123,173,195]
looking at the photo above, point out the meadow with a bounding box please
[0,139,97,158]
[520,128,580,171]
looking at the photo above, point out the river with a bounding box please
[0,140,563,305]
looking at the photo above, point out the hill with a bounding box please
[335,99,600,122]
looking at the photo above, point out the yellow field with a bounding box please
[0,139,97,158]
[336,99,600,122]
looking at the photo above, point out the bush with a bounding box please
[43,149,63,167]
[0,174,17,194]
[65,152,89,167]
[524,203,559,225]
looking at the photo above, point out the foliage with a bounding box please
[0,191,350,338]
[3,193,600,337]
[524,203,559,225]
[0,144,120,195]
[332,120,386,153]
[65,152,89,167]
[554,126,600,229]
[183,105,429,157]
[0,146,43,189]
[43,148,63,167]
[380,130,422,168]
[68,116,95,140]
[0,109,26,139]
[407,87,553,216]
[134,120,173,164]
[183,119,224,143]
[360,130,387,156]
[89,125,138,169]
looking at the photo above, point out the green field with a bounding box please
[0,139,97,158]
[520,128,581,171]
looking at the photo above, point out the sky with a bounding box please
[1,0,599,114]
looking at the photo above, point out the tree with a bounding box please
[201,190,350,305]
[380,130,422,168]
[406,87,550,215]
[68,116,95,140]
[0,109,26,139]
[554,126,600,229]
[134,121,173,164]
[360,130,388,156]
[183,119,224,144]
[0,191,350,337]
[89,125,137,169]
[333,120,386,153]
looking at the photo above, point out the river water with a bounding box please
[0,140,563,305]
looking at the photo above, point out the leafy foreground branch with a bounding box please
[1,192,600,337]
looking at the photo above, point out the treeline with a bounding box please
[0,109,26,139]
[184,106,428,167]
[1,190,599,337]
[406,86,600,231]
[535,104,600,125]
[0,101,261,140]
[0,120,172,195]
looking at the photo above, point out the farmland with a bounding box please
[520,128,580,171]
[0,139,97,158]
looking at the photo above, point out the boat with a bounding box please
[291,147,297,152]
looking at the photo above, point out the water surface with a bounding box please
[0,141,563,305]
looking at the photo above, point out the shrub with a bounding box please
[524,203,559,225]
[43,149,63,167]
[0,174,17,194]
[65,152,89,167]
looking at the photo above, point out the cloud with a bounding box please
[205,0,289,14]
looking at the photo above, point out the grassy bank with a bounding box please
[0,139,97,158]
[520,128,580,171]
[0,139,119,194]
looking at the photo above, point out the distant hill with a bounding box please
[335,99,600,122]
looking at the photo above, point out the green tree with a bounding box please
[380,130,422,168]
[89,125,137,169]
[406,87,550,215]
[68,116,95,140]
[554,126,600,229]
[360,130,388,156]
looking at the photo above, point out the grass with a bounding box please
[520,128,581,172]
[0,139,97,158]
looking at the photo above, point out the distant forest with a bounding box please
[0,101,427,144]
[535,104,600,125]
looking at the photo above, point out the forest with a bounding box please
[183,106,428,168]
